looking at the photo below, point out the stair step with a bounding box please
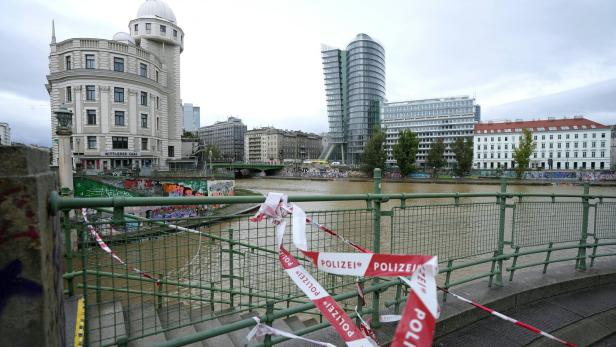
[190,310,236,347]
[283,316,306,332]
[159,304,202,347]
[127,303,166,347]
[302,318,318,327]
[87,301,127,347]
[218,312,252,347]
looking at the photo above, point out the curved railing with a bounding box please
[52,171,616,347]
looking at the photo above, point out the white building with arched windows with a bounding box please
[47,0,184,173]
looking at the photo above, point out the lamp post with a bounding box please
[55,105,74,195]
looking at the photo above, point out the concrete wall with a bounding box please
[0,145,64,346]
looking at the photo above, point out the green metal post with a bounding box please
[371,168,382,328]
[495,178,507,286]
[577,183,590,270]
[264,301,274,347]
[228,229,235,307]
[63,210,74,296]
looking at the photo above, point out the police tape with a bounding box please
[81,208,160,285]
[250,193,439,347]
[247,317,337,347]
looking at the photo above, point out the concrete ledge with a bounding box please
[434,256,616,339]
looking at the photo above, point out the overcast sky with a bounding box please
[1,0,616,146]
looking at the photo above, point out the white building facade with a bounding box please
[47,0,184,172]
[382,96,480,169]
[473,117,611,171]
[0,122,10,145]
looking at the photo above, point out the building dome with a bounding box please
[136,0,176,23]
[112,32,135,44]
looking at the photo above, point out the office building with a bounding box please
[245,127,322,163]
[321,34,385,165]
[382,96,480,169]
[182,103,200,132]
[0,122,10,145]
[47,0,184,172]
[198,117,247,161]
[473,117,611,170]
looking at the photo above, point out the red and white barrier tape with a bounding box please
[247,317,336,347]
[250,193,439,347]
[81,208,160,285]
[438,287,578,347]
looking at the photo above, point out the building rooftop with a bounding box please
[474,117,608,133]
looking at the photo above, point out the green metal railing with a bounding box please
[51,170,616,347]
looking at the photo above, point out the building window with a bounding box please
[134,24,138,32]
[114,87,124,102]
[168,146,175,157]
[87,136,96,149]
[160,25,166,34]
[145,23,151,32]
[114,111,125,126]
[86,110,96,125]
[66,86,72,102]
[173,29,178,38]
[141,113,148,128]
[140,91,148,106]
[114,57,124,72]
[85,85,95,101]
[112,136,128,149]
[141,138,148,150]
[140,63,147,77]
[85,54,95,69]
[65,55,71,70]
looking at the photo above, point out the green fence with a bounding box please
[51,170,616,347]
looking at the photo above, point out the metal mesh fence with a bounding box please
[595,202,616,239]
[390,203,500,261]
[512,202,583,247]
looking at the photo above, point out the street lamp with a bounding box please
[54,105,74,194]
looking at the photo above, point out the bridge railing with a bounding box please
[51,170,616,347]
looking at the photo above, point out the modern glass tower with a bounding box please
[321,34,385,165]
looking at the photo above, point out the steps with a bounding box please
[85,302,321,347]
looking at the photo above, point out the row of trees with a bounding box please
[362,128,535,178]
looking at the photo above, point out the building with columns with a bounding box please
[473,117,611,171]
[47,0,184,172]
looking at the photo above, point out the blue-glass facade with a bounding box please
[321,34,385,165]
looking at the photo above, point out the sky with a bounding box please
[1,0,616,146]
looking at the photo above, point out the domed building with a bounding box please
[47,0,184,172]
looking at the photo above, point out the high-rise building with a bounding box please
[182,103,200,132]
[321,34,385,166]
[198,117,247,161]
[473,117,611,170]
[0,122,10,145]
[244,127,322,164]
[47,0,184,173]
[382,96,480,169]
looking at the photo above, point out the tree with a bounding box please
[513,128,536,179]
[426,138,446,178]
[393,130,420,177]
[361,127,386,176]
[452,137,474,177]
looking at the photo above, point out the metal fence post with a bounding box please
[264,301,275,347]
[371,168,382,328]
[63,210,74,296]
[495,177,507,286]
[577,183,590,271]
